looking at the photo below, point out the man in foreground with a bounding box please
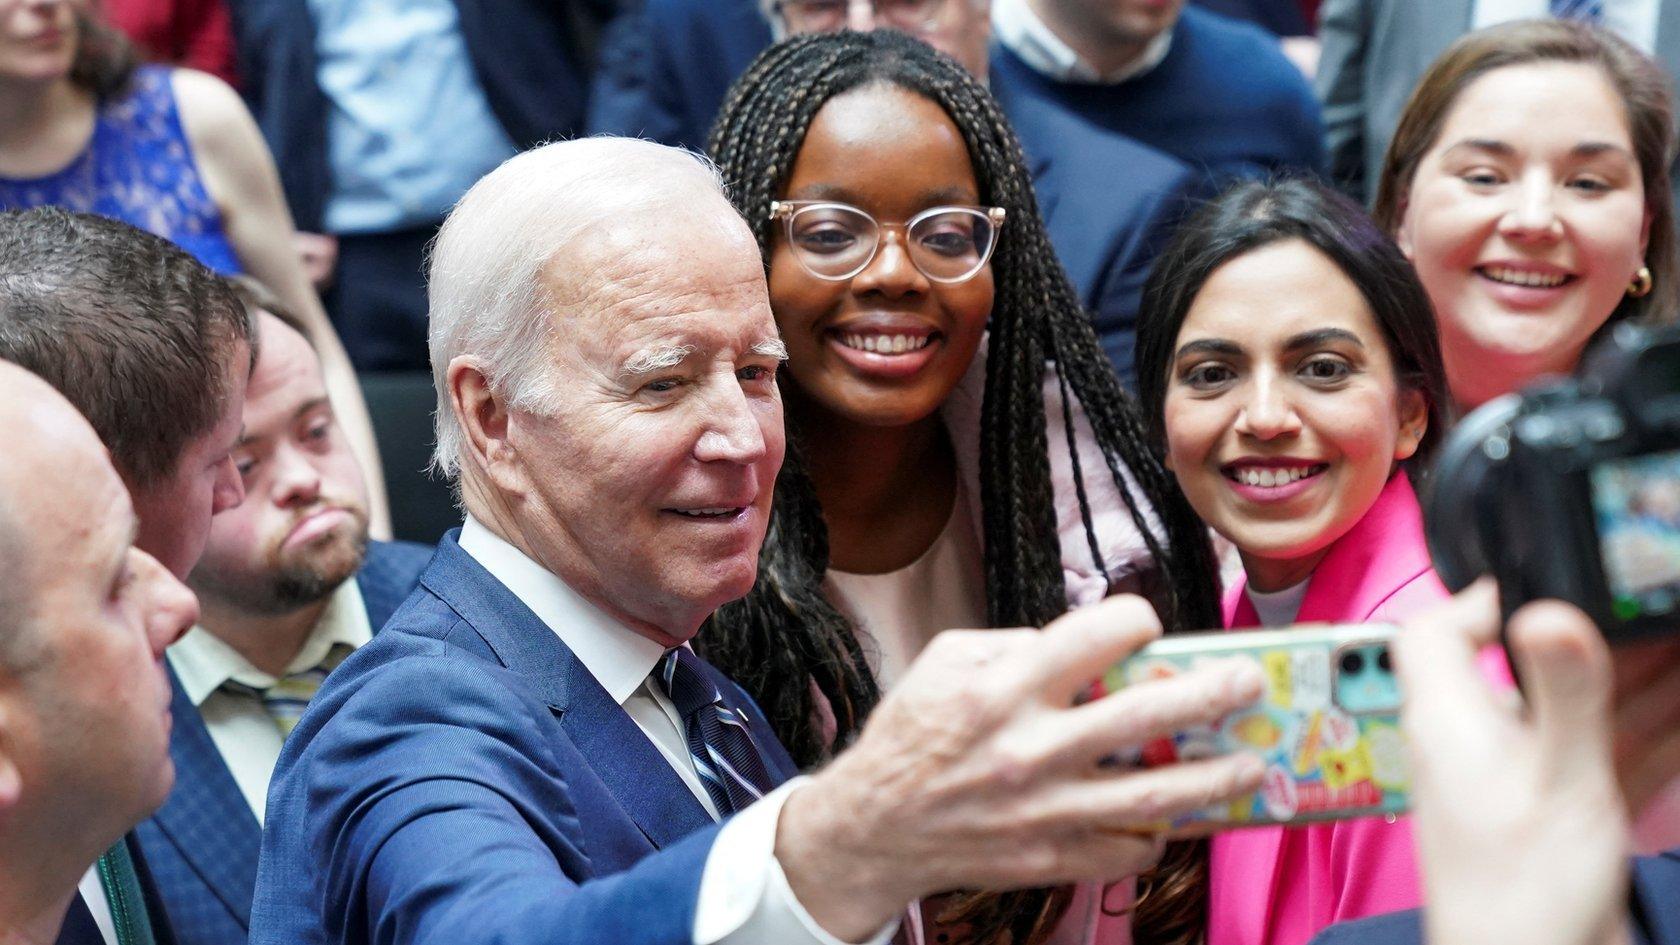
[250,136,1267,945]
[0,364,200,945]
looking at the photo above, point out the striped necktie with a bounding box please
[654,647,775,816]
[224,642,354,738]
[94,839,156,945]
[1551,0,1605,23]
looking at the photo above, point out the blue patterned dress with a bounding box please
[0,66,242,274]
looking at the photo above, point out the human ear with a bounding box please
[0,708,20,813]
[1394,195,1416,261]
[1394,388,1429,462]
[448,358,519,493]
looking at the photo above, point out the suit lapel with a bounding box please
[557,658,716,848]
[422,537,714,849]
[151,666,261,928]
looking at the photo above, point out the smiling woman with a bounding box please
[1134,177,1450,945]
[1373,19,1679,410]
[704,29,1226,945]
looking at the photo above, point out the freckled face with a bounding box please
[1396,62,1650,407]
[1162,240,1427,590]
[769,84,994,429]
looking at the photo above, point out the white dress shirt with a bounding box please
[456,516,896,945]
[1472,0,1660,53]
[72,874,117,945]
[167,579,373,823]
[991,0,1174,84]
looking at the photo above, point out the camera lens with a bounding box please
[1340,651,1365,675]
[1376,648,1392,673]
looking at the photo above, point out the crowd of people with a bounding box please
[2,2,1680,945]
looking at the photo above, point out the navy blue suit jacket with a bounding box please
[223,0,602,233]
[134,540,431,945]
[54,835,179,945]
[990,79,1209,387]
[248,532,799,945]
[1307,849,1680,945]
[586,0,771,150]
[991,6,1326,184]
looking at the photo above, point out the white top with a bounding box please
[1472,0,1659,53]
[457,516,896,945]
[991,0,1174,84]
[826,491,987,690]
[167,579,372,822]
[1246,578,1311,628]
[72,877,116,945]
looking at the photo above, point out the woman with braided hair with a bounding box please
[700,29,1222,945]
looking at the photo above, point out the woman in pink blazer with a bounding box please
[1134,178,1452,945]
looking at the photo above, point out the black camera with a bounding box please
[1426,323,1680,642]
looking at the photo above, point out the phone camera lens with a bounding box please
[1339,651,1365,675]
[1376,648,1393,673]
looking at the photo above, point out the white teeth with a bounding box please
[1482,266,1567,288]
[674,508,735,518]
[1232,466,1321,487]
[839,333,931,354]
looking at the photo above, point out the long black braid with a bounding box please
[700,30,1222,945]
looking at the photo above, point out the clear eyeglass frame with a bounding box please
[768,199,1008,285]
[773,0,950,32]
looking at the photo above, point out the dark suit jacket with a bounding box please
[55,835,180,945]
[1307,849,1680,945]
[990,78,1211,387]
[586,0,771,150]
[133,540,432,945]
[248,532,800,945]
[223,0,601,232]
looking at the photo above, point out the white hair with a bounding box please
[427,137,731,479]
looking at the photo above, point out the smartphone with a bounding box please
[1099,623,1408,832]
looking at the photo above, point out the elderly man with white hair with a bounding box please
[248,137,1266,945]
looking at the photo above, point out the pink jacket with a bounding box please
[1209,471,1448,945]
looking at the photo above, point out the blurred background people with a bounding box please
[0,0,390,536]
[133,281,431,945]
[704,30,1225,944]
[988,0,1328,182]
[1134,178,1449,945]
[222,0,613,372]
[0,362,200,945]
[104,0,238,84]
[1316,0,1680,207]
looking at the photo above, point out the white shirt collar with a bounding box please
[992,0,1174,84]
[457,515,666,705]
[169,577,373,706]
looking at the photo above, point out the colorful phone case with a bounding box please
[1098,623,1409,831]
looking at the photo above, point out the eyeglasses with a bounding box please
[769,200,1007,284]
[773,0,949,33]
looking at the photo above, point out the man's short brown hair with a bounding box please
[0,208,253,486]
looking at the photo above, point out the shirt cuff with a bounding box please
[693,776,900,945]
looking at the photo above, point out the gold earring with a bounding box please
[1628,266,1654,298]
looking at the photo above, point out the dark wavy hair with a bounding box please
[703,29,1223,945]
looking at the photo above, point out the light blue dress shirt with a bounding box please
[309,0,519,234]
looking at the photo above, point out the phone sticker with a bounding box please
[1262,764,1299,820]
[1319,707,1359,752]
[1365,723,1408,790]
[1291,648,1332,710]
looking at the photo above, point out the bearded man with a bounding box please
[134,284,431,945]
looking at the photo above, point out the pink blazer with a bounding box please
[1209,471,1448,945]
